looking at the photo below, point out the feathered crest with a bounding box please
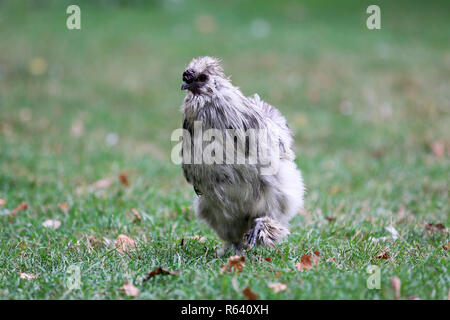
[187,56,225,78]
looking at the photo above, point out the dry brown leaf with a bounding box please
[42,219,61,230]
[325,216,336,223]
[242,286,258,300]
[114,234,136,254]
[91,178,112,190]
[131,208,142,221]
[377,251,389,259]
[442,242,449,251]
[430,140,445,159]
[119,173,129,186]
[192,235,206,243]
[0,198,6,206]
[424,222,448,233]
[9,201,28,218]
[58,202,69,214]
[268,282,287,293]
[122,282,139,297]
[391,276,401,299]
[296,251,320,271]
[220,255,245,274]
[143,267,179,282]
[20,273,37,279]
[86,235,100,248]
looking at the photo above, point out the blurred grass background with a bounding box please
[0,0,448,299]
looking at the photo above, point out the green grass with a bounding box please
[0,0,449,299]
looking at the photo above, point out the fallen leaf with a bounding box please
[143,267,179,282]
[442,243,449,251]
[192,235,207,243]
[131,208,142,221]
[430,140,445,159]
[122,282,139,297]
[0,198,6,206]
[220,255,245,274]
[385,225,399,240]
[20,273,37,279]
[296,251,320,271]
[424,222,448,233]
[268,282,287,293]
[377,251,389,259]
[9,201,28,218]
[86,235,100,248]
[370,225,400,243]
[91,178,112,190]
[114,234,136,254]
[58,202,69,214]
[265,257,272,263]
[119,172,129,186]
[242,286,258,300]
[325,216,336,223]
[42,219,61,230]
[391,276,401,299]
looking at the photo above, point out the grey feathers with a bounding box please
[180,56,304,254]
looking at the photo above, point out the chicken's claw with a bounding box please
[246,220,264,249]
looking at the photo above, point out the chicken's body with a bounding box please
[180,57,304,255]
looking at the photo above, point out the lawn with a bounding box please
[0,0,448,299]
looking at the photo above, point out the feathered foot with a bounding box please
[245,217,289,249]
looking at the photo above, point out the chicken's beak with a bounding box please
[181,82,189,90]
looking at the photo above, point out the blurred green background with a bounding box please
[0,0,448,299]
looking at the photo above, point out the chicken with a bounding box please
[180,56,304,256]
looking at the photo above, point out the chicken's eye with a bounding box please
[198,74,208,82]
